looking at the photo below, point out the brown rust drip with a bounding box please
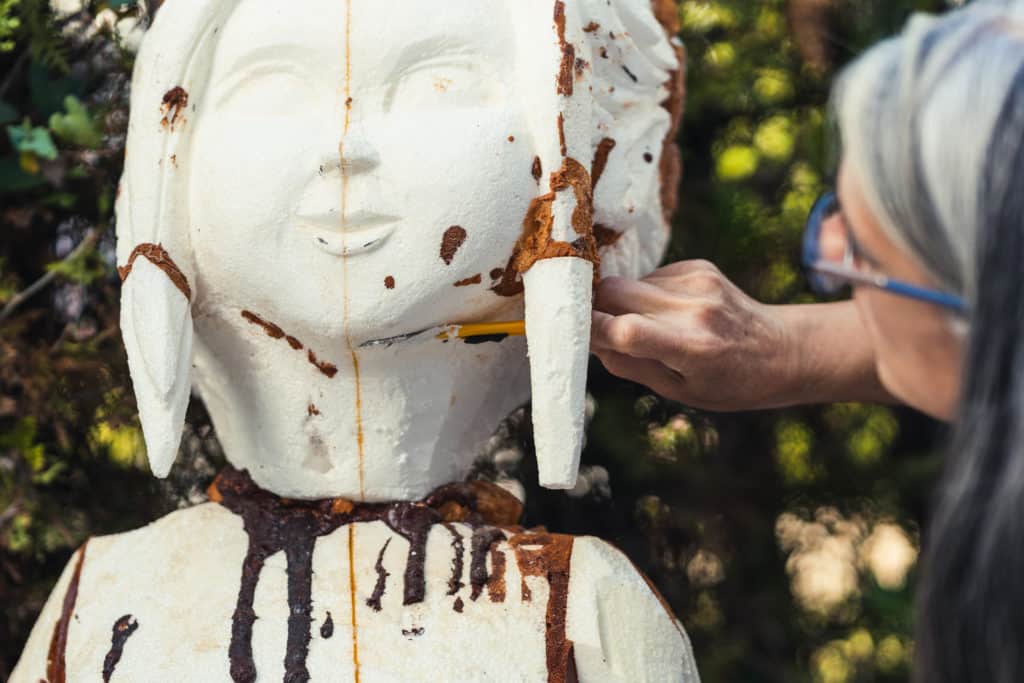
[532,156,543,181]
[508,532,577,683]
[366,539,391,612]
[557,114,567,157]
[591,138,616,190]
[101,615,138,682]
[487,547,507,603]
[440,226,468,265]
[46,541,88,683]
[118,243,192,300]
[554,1,575,96]
[453,274,482,287]
[320,612,334,639]
[210,468,521,682]
[442,523,465,595]
[469,528,506,601]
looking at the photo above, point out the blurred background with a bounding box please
[0,1,958,680]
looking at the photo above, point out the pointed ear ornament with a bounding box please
[522,1,598,489]
[116,0,234,478]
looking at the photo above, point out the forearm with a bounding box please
[774,301,895,406]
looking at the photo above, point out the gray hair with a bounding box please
[833,0,1024,306]
[832,3,1024,682]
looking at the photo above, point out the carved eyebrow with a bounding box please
[210,56,313,107]
[215,44,323,86]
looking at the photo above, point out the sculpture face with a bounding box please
[190,0,536,341]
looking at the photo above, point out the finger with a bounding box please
[645,259,721,280]
[590,310,684,362]
[593,348,685,401]
[594,276,680,317]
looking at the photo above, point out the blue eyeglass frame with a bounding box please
[802,191,968,315]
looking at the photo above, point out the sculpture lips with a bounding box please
[295,212,399,257]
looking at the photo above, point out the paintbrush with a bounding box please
[359,321,526,349]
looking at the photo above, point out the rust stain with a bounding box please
[532,156,543,182]
[594,223,623,248]
[591,138,616,190]
[487,547,507,603]
[101,615,139,683]
[554,1,575,96]
[366,538,391,612]
[651,0,686,227]
[489,268,505,281]
[443,523,466,595]
[348,524,360,683]
[643,152,654,163]
[508,135,515,142]
[350,350,365,495]
[240,310,284,340]
[384,276,395,290]
[46,541,88,683]
[511,157,598,277]
[307,404,321,417]
[239,311,338,378]
[454,274,482,287]
[118,243,192,300]
[210,469,533,679]
[574,57,589,79]
[508,533,577,683]
[440,226,468,265]
[582,21,600,32]
[557,113,567,157]
[453,596,465,613]
[160,86,188,131]
[169,154,177,167]
[338,0,366,501]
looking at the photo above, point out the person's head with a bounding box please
[829,1,1024,680]
[116,0,683,498]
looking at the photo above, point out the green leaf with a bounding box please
[46,246,106,285]
[7,118,58,160]
[49,96,102,148]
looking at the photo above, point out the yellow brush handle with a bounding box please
[437,321,526,341]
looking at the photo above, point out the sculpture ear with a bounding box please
[521,0,595,490]
[120,257,193,478]
[524,258,593,489]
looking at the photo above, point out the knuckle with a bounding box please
[608,316,643,349]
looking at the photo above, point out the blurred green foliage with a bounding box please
[0,1,953,681]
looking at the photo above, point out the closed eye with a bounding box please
[213,61,318,117]
[384,56,503,113]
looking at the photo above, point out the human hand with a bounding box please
[591,260,889,411]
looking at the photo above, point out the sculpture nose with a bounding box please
[334,126,379,175]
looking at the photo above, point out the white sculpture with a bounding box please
[13,1,696,681]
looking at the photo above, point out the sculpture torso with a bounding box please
[13,471,697,683]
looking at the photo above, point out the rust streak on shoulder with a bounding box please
[118,243,192,300]
[46,541,89,683]
[508,533,577,683]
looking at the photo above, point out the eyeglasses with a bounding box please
[802,191,967,314]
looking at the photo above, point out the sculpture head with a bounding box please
[116,0,683,500]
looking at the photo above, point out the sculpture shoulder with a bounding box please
[11,503,247,683]
[567,535,701,683]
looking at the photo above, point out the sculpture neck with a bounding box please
[191,304,530,501]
